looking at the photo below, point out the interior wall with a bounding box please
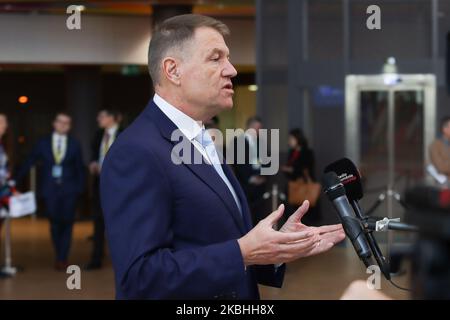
[0,13,255,66]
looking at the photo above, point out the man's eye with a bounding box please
[211,56,220,61]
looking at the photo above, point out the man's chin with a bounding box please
[220,99,234,110]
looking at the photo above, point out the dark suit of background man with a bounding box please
[15,113,85,271]
[233,116,268,225]
[85,109,122,270]
[101,14,345,299]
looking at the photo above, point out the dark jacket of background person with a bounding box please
[14,135,85,198]
[285,147,316,181]
[232,135,266,202]
[232,134,269,226]
[282,129,320,226]
[91,128,122,167]
[87,126,122,268]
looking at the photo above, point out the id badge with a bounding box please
[52,165,63,179]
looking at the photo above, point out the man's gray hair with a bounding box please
[148,14,230,86]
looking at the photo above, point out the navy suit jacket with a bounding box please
[100,100,285,300]
[15,135,85,198]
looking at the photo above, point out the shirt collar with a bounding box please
[53,132,67,140]
[106,125,118,136]
[153,93,203,141]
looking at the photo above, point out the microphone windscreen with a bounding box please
[324,158,363,201]
[321,171,346,201]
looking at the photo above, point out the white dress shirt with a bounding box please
[99,125,118,167]
[153,94,242,214]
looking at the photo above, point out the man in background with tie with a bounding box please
[85,109,122,270]
[101,14,344,299]
[15,113,85,270]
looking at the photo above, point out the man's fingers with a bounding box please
[287,200,310,223]
[275,229,315,243]
[317,224,343,235]
[320,230,346,244]
[264,204,285,227]
[302,239,335,257]
[279,236,318,255]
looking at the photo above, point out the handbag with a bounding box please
[288,173,321,207]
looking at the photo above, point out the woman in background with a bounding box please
[282,128,315,181]
[0,113,15,278]
[281,128,320,226]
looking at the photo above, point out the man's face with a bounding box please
[178,27,237,120]
[249,121,263,136]
[97,111,114,129]
[53,115,71,135]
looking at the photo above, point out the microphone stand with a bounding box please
[352,200,419,281]
[352,200,391,280]
[362,217,419,233]
[365,189,409,216]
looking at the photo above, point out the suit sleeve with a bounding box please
[13,140,43,183]
[91,131,101,163]
[100,141,248,299]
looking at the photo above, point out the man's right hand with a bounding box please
[237,204,319,266]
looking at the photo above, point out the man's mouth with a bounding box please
[223,83,234,92]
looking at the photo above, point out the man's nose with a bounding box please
[223,59,237,78]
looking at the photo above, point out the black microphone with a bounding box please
[324,158,392,280]
[322,171,373,267]
[324,157,363,202]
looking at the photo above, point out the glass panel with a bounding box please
[392,90,425,223]
[358,90,425,249]
[358,91,389,214]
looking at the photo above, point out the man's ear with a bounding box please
[162,57,181,85]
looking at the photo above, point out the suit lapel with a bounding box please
[145,101,247,235]
[45,136,56,165]
[61,136,73,164]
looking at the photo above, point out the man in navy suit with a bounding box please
[101,14,345,299]
[85,109,122,270]
[15,113,85,270]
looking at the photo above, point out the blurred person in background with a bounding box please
[85,109,122,270]
[429,116,450,179]
[233,116,267,224]
[0,113,15,278]
[281,128,320,226]
[14,112,85,271]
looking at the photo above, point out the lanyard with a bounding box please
[52,137,64,164]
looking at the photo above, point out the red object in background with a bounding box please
[439,188,450,208]
[0,183,16,208]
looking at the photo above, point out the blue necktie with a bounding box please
[195,129,242,215]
